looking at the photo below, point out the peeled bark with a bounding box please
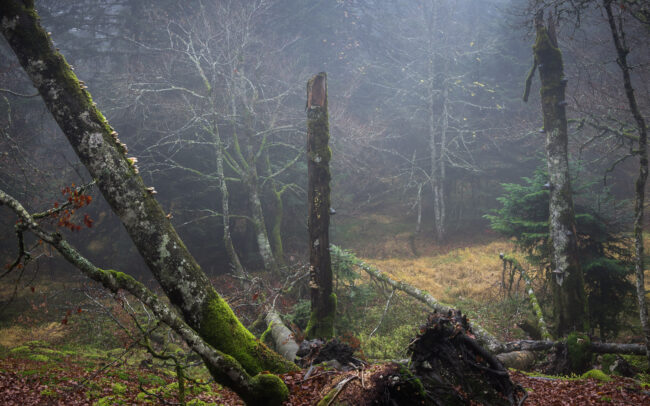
[604,0,650,367]
[0,0,295,383]
[305,72,335,339]
[529,10,588,335]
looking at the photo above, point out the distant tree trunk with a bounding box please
[240,115,279,274]
[428,67,447,242]
[0,2,295,392]
[529,10,587,335]
[266,156,287,269]
[305,72,335,339]
[604,0,650,366]
[244,169,278,273]
[415,183,423,234]
[212,120,245,278]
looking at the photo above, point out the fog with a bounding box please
[1,0,648,313]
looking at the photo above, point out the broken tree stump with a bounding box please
[407,311,525,405]
[305,72,335,340]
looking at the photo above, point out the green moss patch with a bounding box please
[581,369,611,382]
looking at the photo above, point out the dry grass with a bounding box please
[360,238,529,304]
[0,322,67,348]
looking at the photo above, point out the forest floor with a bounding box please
[1,343,650,405]
[2,218,650,404]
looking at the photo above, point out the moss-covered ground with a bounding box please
[2,223,650,404]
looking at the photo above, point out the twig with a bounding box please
[369,287,395,338]
[324,375,358,406]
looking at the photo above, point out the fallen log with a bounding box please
[265,309,299,361]
[496,350,537,370]
[330,245,504,352]
[332,246,648,358]
[493,340,646,355]
[590,342,646,355]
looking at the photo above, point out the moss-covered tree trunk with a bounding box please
[305,72,335,339]
[0,188,287,406]
[604,0,650,366]
[0,1,295,393]
[528,10,587,335]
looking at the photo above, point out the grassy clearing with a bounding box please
[363,239,518,304]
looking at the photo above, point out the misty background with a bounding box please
[1,0,646,280]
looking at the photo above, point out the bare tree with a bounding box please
[0,2,295,403]
[125,0,303,274]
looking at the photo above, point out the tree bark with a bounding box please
[604,0,650,367]
[0,188,288,406]
[0,0,295,381]
[265,309,299,361]
[212,121,245,278]
[305,72,335,339]
[240,118,279,274]
[530,10,588,335]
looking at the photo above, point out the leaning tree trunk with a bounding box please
[0,1,295,390]
[305,72,336,339]
[526,10,588,336]
[604,0,650,366]
[0,188,286,406]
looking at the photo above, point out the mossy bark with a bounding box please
[305,72,335,340]
[0,0,294,382]
[0,188,290,406]
[530,11,588,336]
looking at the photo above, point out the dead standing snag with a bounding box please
[305,72,336,340]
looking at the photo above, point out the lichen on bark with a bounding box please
[0,0,296,395]
[529,10,588,335]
